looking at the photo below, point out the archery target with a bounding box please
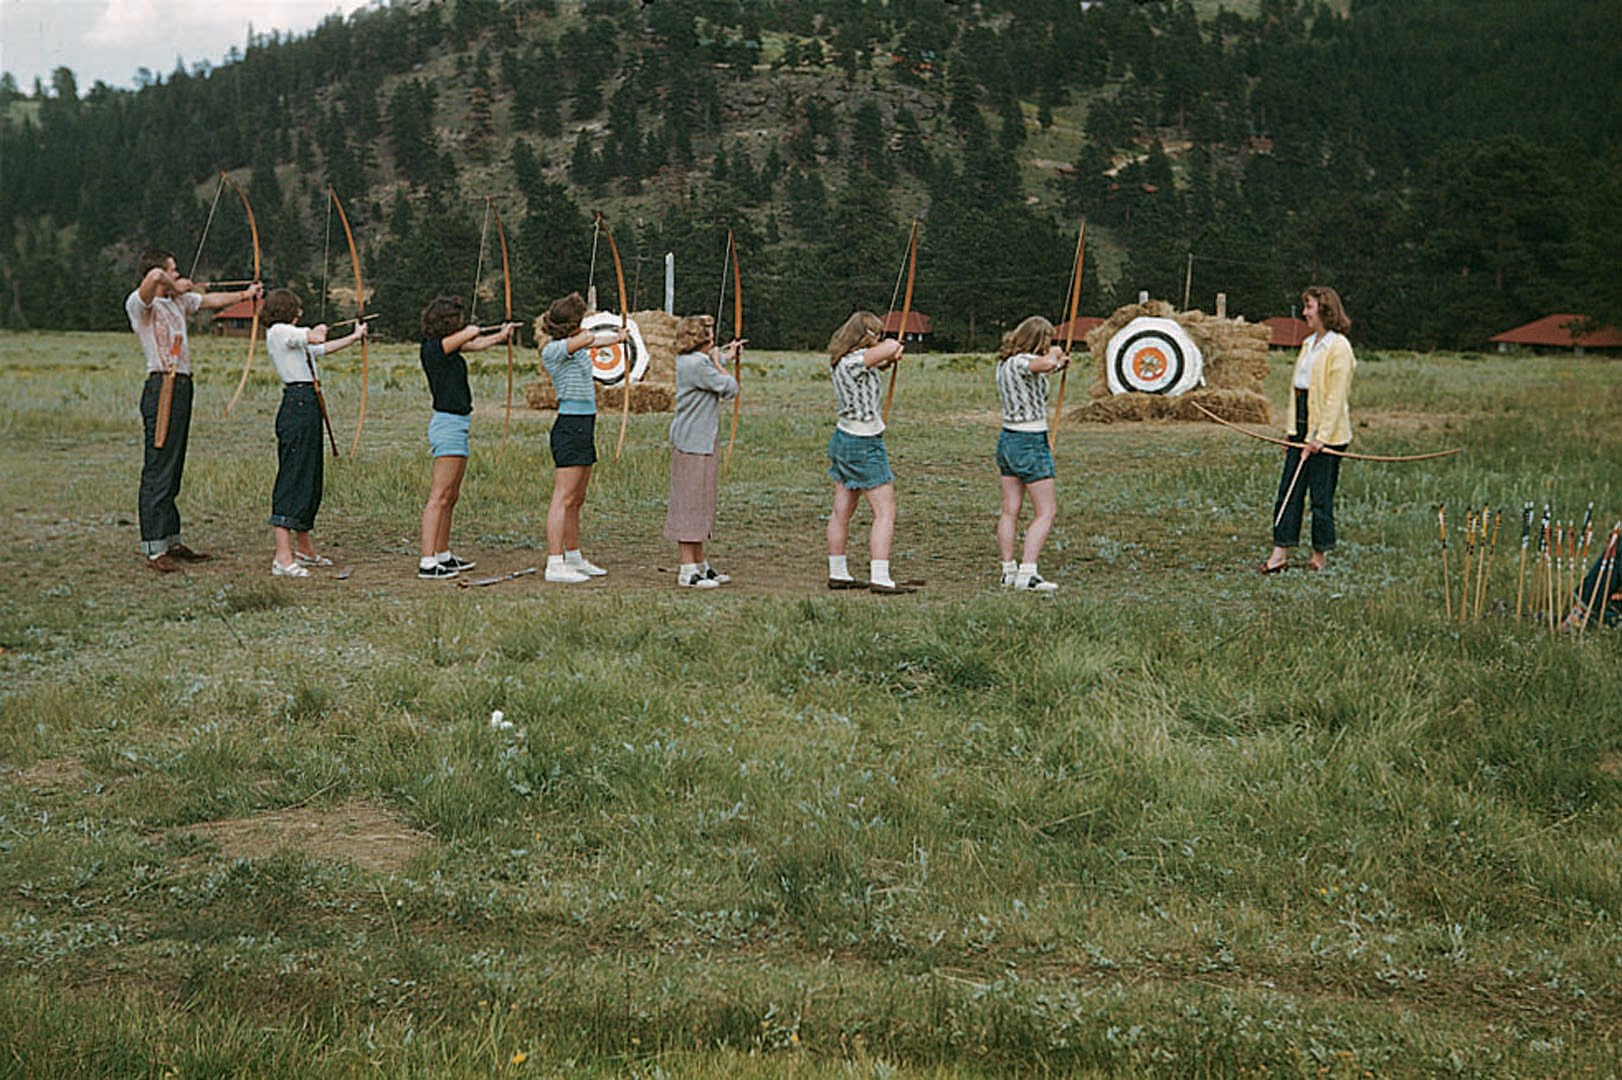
[583,312,649,385]
[1105,317,1204,396]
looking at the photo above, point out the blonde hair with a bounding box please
[675,314,715,354]
[537,291,587,340]
[999,315,1054,360]
[827,310,883,366]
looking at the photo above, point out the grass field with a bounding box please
[1,330,1618,1077]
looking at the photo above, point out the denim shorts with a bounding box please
[550,413,597,468]
[827,428,894,491]
[996,428,1055,483]
[428,410,471,458]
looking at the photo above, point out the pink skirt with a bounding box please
[664,449,718,542]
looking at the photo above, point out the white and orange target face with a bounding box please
[1131,346,1168,382]
[589,341,630,378]
[581,311,648,385]
[1105,317,1204,397]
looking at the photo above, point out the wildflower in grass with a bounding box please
[511,1051,527,1065]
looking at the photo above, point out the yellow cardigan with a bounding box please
[1283,332,1356,446]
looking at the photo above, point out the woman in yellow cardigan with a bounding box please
[1260,286,1356,573]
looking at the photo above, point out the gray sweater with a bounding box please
[669,351,739,454]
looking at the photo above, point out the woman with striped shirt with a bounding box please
[536,291,627,584]
[824,311,908,593]
[995,316,1069,592]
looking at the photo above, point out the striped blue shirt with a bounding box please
[541,338,596,414]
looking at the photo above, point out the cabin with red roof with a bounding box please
[1053,316,1105,348]
[210,298,262,338]
[881,310,933,345]
[1489,314,1622,354]
[1261,316,1311,349]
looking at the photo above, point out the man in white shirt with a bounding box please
[126,248,261,572]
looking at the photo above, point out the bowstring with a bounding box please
[320,196,333,323]
[588,216,602,309]
[714,231,732,328]
[187,174,227,281]
[885,228,910,337]
[471,198,491,323]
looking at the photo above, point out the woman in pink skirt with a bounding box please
[665,314,741,588]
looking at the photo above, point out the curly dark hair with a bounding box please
[420,295,467,340]
[538,291,587,340]
[261,288,302,326]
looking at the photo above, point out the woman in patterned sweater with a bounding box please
[995,316,1070,593]
[824,311,908,593]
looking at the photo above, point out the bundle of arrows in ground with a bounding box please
[1438,501,1617,630]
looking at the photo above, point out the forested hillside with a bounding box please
[1,0,1617,349]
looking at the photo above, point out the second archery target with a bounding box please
[1105,317,1204,396]
[584,311,649,385]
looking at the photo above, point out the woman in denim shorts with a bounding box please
[824,311,910,593]
[536,291,627,583]
[416,295,515,579]
[995,316,1070,593]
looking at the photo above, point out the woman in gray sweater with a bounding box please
[664,314,741,588]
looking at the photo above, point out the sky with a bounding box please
[1,0,371,93]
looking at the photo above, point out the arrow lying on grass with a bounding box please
[457,566,538,589]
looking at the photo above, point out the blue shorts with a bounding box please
[996,428,1055,483]
[550,413,597,468]
[827,429,894,491]
[428,411,471,458]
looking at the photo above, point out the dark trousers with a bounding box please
[269,384,324,531]
[1271,390,1347,551]
[138,373,192,555]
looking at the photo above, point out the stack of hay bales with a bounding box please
[524,309,680,414]
[1072,299,1273,425]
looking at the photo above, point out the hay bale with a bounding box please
[1070,395,1155,423]
[631,309,679,385]
[1069,387,1272,426]
[598,381,675,414]
[1166,388,1272,425]
[523,379,675,414]
[524,379,557,411]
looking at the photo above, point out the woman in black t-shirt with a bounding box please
[416,295,515,580]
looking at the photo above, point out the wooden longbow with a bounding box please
[1189,400,1464,463]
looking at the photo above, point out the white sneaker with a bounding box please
[678,570,720,589]
[295,552,334,567]
[702,566,730,585]
[544,564,590,583]
[566,556,607,577]
[271,560,310,578]
[1016,574,1058,593]
[1000,571,1016,587]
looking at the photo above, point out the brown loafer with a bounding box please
[168,544,213,562]
[146,554,182,574]
[827,577,869,591]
